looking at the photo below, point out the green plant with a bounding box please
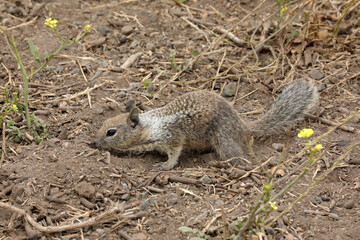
[170,54,187,72]
[178,226,211,240]
[3,18,90,133]
[0,89,21,126]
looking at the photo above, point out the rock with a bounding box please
[125,99,136,112]
[317,29,328,41]
[74,182,96,199]
[282,215,289,225]
[130,40,139,49]
[94,108,104,114]
[272,143,284,152]
[167,198,178,207]
[118,91,126,98]
[344,199,355,209]
[121,193,131,201]
[131,233,147,240]
[71,67,81,75]
[119,45,129,54]
[308,69,324,80]
[338,107,349,115]
[222,82,237,97]
[229,168,247,179]
[95,192,104,200]
[97,60,109,68]
[317,83,327,92]
[150,15,158,22]
[55,65,64,73]
[121,25,134,35]
[173,40,186,49]
[265,227,276,236]
[146,42,155,51]
[155,175,169,185]
[97,25,112,36]
[10,184,25,201]
[200,175,212,184]
[140,200,149,210]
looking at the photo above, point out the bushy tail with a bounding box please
[249,80,319,136]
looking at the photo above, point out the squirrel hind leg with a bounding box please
[213,135,248,165]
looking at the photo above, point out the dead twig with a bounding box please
[168,175,202,185]
[1,122,6,166]
[0,201,125,234]
[305,113,355,133]
[120,52,142,69]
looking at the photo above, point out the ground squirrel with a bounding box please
[95,80,319,170]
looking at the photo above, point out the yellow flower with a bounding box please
[269,201,278,210]
[0,29,3,33]
[297,128,314,138]
[84,25,91,33]
[281,6,288,15]
[314,144,323,151]
[45,18,58,29]
[10,104,17,111]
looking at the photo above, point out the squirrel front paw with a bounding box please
[153,161,177,170]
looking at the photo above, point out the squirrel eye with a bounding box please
[106,129,116,137]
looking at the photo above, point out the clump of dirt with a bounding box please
[0,0,359,239]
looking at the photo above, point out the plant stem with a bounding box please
[8,36,31,129]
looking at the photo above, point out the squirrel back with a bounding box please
[95,80,318,170]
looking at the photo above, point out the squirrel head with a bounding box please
[94,107,146,150]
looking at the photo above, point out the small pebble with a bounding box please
[97,25,112,36]
[121,193,131,201]
[344,199,355,209]
[265,227,276,236]
[132,233,147,240]
[308,69,324,80]
[200,175,212,184]
[95,192,104,200]
[130,40,139,49]
[55,65,64,73]
[317,83,326,92]
[118,91,126,98]
[282,215,289,225]
[167,198,178,207]
[97,60,109,68]
[222,82,237,97]
[173,40,186,49]
[146,42,155,51]
[121,25,134,35]
[74,182,96,199]
[140,200,149,210]
[272,143,284,152]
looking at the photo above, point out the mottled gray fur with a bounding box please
[95,80,318,170]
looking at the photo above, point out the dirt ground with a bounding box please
[0,0,360,239]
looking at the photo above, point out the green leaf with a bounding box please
[28,40,41,64]
[16,104,23,113]
[192,49,200,57]
[48,54,54,61]
[7,121,15,126]
[178,226,194,233]
[44,50,49,60]
[143,79,151,88]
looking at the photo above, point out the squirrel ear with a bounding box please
[128,107,140,127]
[125,99,136,112]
